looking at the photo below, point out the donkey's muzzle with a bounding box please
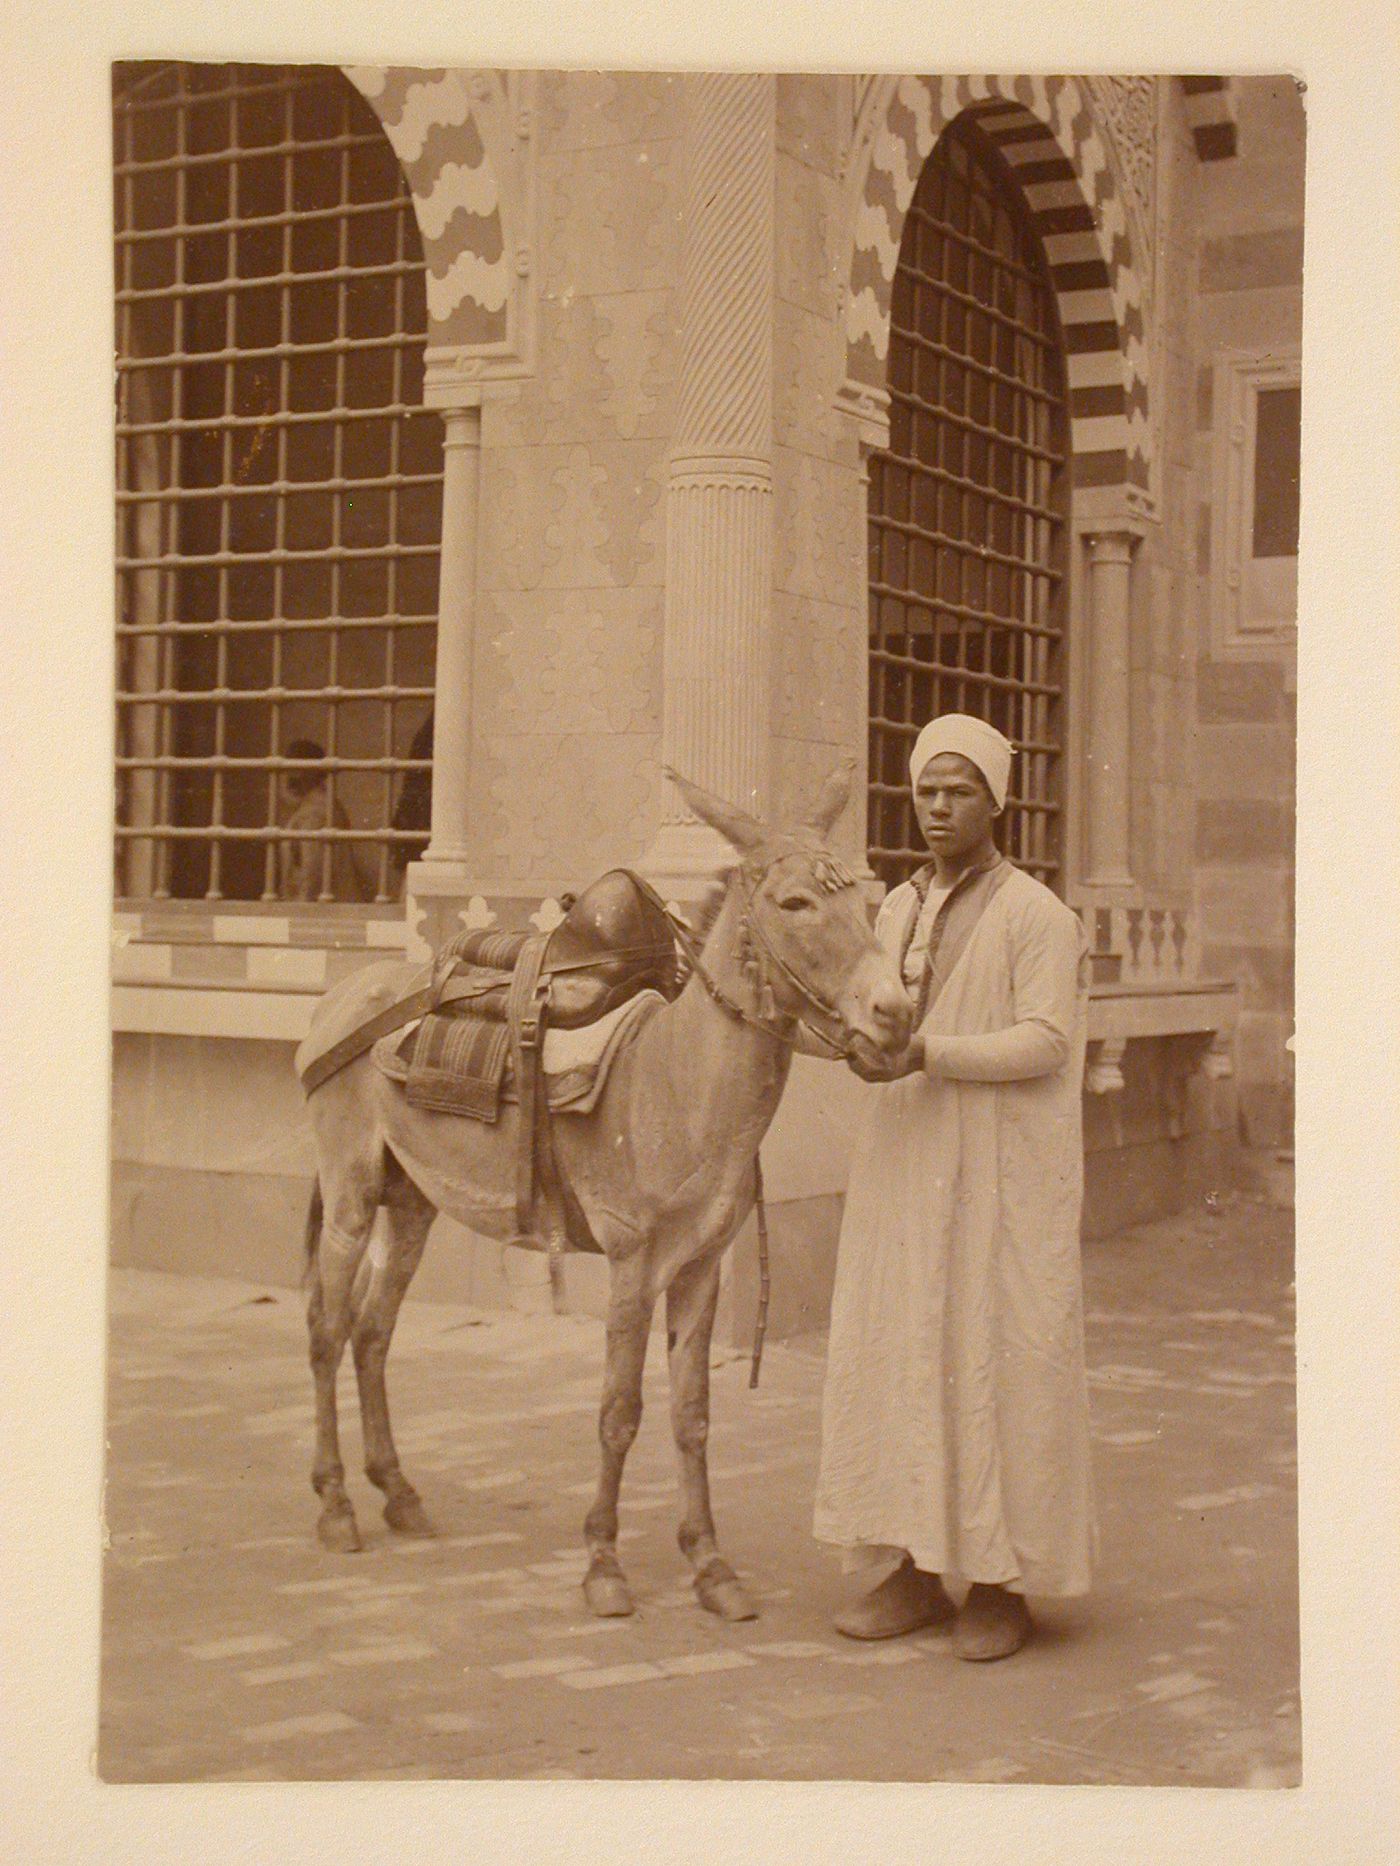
[842,955,914,1057]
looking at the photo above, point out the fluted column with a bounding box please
[1082,527,1140,889]
[645,74,776,890]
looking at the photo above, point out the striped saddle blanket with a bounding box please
[373,988,665,1123]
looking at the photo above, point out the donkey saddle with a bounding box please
[298,868,680,1255]
[439,866,680,1033]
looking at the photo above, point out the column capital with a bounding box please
[1071,481,1159,530]
[422,360,526,415]
[1085,524,1145,563]
[438,404,483,448]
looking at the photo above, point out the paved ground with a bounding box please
[99,1186,1299,1786]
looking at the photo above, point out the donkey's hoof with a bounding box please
[383,1493,435,1538]
[583,1566,634,1618]
[316,1506,363,1554]
[695,1560,757,1622]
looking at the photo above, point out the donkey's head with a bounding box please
[665,765,913,1065]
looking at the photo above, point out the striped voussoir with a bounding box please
[845,74,1152,496]
[1179,77,1239,163]
[345,66,512,350]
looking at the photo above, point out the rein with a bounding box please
[641,860,860,1384]
[649,904,773,1381]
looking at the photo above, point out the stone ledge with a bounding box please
[114,974,1242,1051]
[114,903,410,947]
[1088,979,1237,1043]
[112,985,317,1041]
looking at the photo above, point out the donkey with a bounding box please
[297,766,912,1621]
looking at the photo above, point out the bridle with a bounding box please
[660,851,860,1059]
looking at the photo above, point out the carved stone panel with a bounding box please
[1086,76,1159,321]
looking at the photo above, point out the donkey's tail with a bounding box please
[302,1176,323,1285]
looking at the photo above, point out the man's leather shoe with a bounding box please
[953,1582,1032,1661]
[833,1556,956,1640]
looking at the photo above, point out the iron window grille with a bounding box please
[867,110,1070,892]
[114,62,442,906]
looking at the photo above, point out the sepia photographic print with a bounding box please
[101,57,1303,1788]
[3,4,1398,1861]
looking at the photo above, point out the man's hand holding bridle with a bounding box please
[846,1036,925,1083]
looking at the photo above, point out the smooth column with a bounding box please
[1082,528,1139,889]
[422,404,481,868]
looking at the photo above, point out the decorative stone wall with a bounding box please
[837,76,1201,941]
[1087,76,1169,515]
[346,67,529,363]
[111,70,1300,1312]
[770,75,871,868]
[841,75,1153,504]
[1087,77,1158,315]
[466,71,683,896]
[1188,77,1303,1148]
[1119,87,1202,906]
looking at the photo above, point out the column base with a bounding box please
[404,858,475,958]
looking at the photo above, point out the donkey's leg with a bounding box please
[666,1249,757,1622]
[582,1256,654,1617]
[307,1164,380,1552]
[352,1163,437,1537]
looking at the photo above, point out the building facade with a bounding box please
[110,67,1302,1331]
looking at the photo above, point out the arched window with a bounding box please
[114,62,441,905]
[866,109,1070,891]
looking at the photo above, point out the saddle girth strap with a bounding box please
[505,933,552,1246]
[300,973,494,1097]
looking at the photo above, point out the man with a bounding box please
[813,713,1094,1661]
[277,739,370,904]
[388,710,434,897]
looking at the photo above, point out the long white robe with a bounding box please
[813,862,1096,1597]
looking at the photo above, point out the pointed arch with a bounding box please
[840,75,1152,506]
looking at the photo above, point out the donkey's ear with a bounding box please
[663,767,765,855]
[801,758,856,841]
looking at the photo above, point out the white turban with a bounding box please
[909,713,1014,810]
